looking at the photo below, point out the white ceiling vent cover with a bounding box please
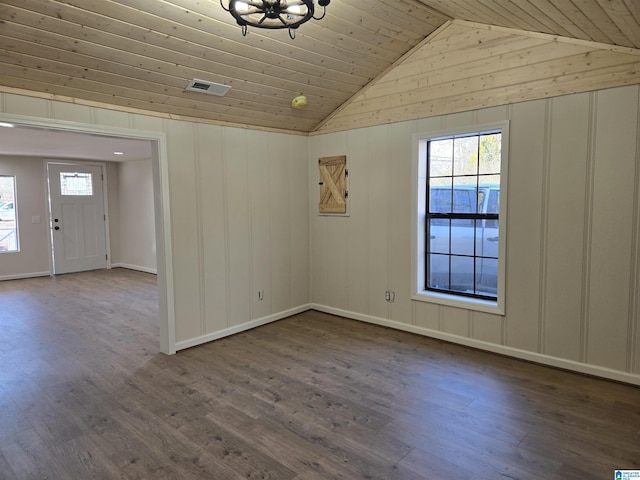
[185,79,231,97]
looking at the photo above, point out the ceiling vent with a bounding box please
[185,79,231,97]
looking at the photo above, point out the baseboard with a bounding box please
[310,303,640,387]
[173,301,640,386]
[110,263,157,275]
[175,304,313,351]
[0,271,50,282]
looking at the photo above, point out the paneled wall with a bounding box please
[166,123,310,347]
[309,85,640,384]
[3,86,640,384]
[0,92,310,351]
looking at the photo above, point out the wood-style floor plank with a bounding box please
[1,268,639,479]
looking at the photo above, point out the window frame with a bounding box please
[411,122,509,315]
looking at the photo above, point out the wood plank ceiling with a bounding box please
[0,1,639,134]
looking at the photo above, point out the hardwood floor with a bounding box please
[0,268,639,479]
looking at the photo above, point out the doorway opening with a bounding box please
[0,115,175,354]
[46,161,108,275]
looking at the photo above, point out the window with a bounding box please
[0,175,19,252]
[413,123,508,314]
[60,172,94,196]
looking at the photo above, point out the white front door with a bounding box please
[47,162,108,274]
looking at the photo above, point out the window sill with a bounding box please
[412,290,504,316]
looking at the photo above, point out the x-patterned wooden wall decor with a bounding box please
[318,155,348,214]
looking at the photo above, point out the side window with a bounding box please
[0,175,19,252]
[414,122,508,314]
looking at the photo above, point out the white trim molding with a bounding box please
[0,271,50,282]
[175,304,313,351]
[411,121,509,316]
[310,303,640,387]
[111,263,158,275]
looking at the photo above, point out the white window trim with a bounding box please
[411,121,509,316]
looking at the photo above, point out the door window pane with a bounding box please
[60,172,93,196]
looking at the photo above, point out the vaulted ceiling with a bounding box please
[0,0,639,134]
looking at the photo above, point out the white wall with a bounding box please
[0,157,155,278]
[163,122,310,347]
[0,156,49,279]
[3,87,639,385]
[113,158,156,273]
[0,93,311,351]
[309,85,640,385]
[106,161,120,266]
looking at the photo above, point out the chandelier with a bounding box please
[220,0,331,39]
